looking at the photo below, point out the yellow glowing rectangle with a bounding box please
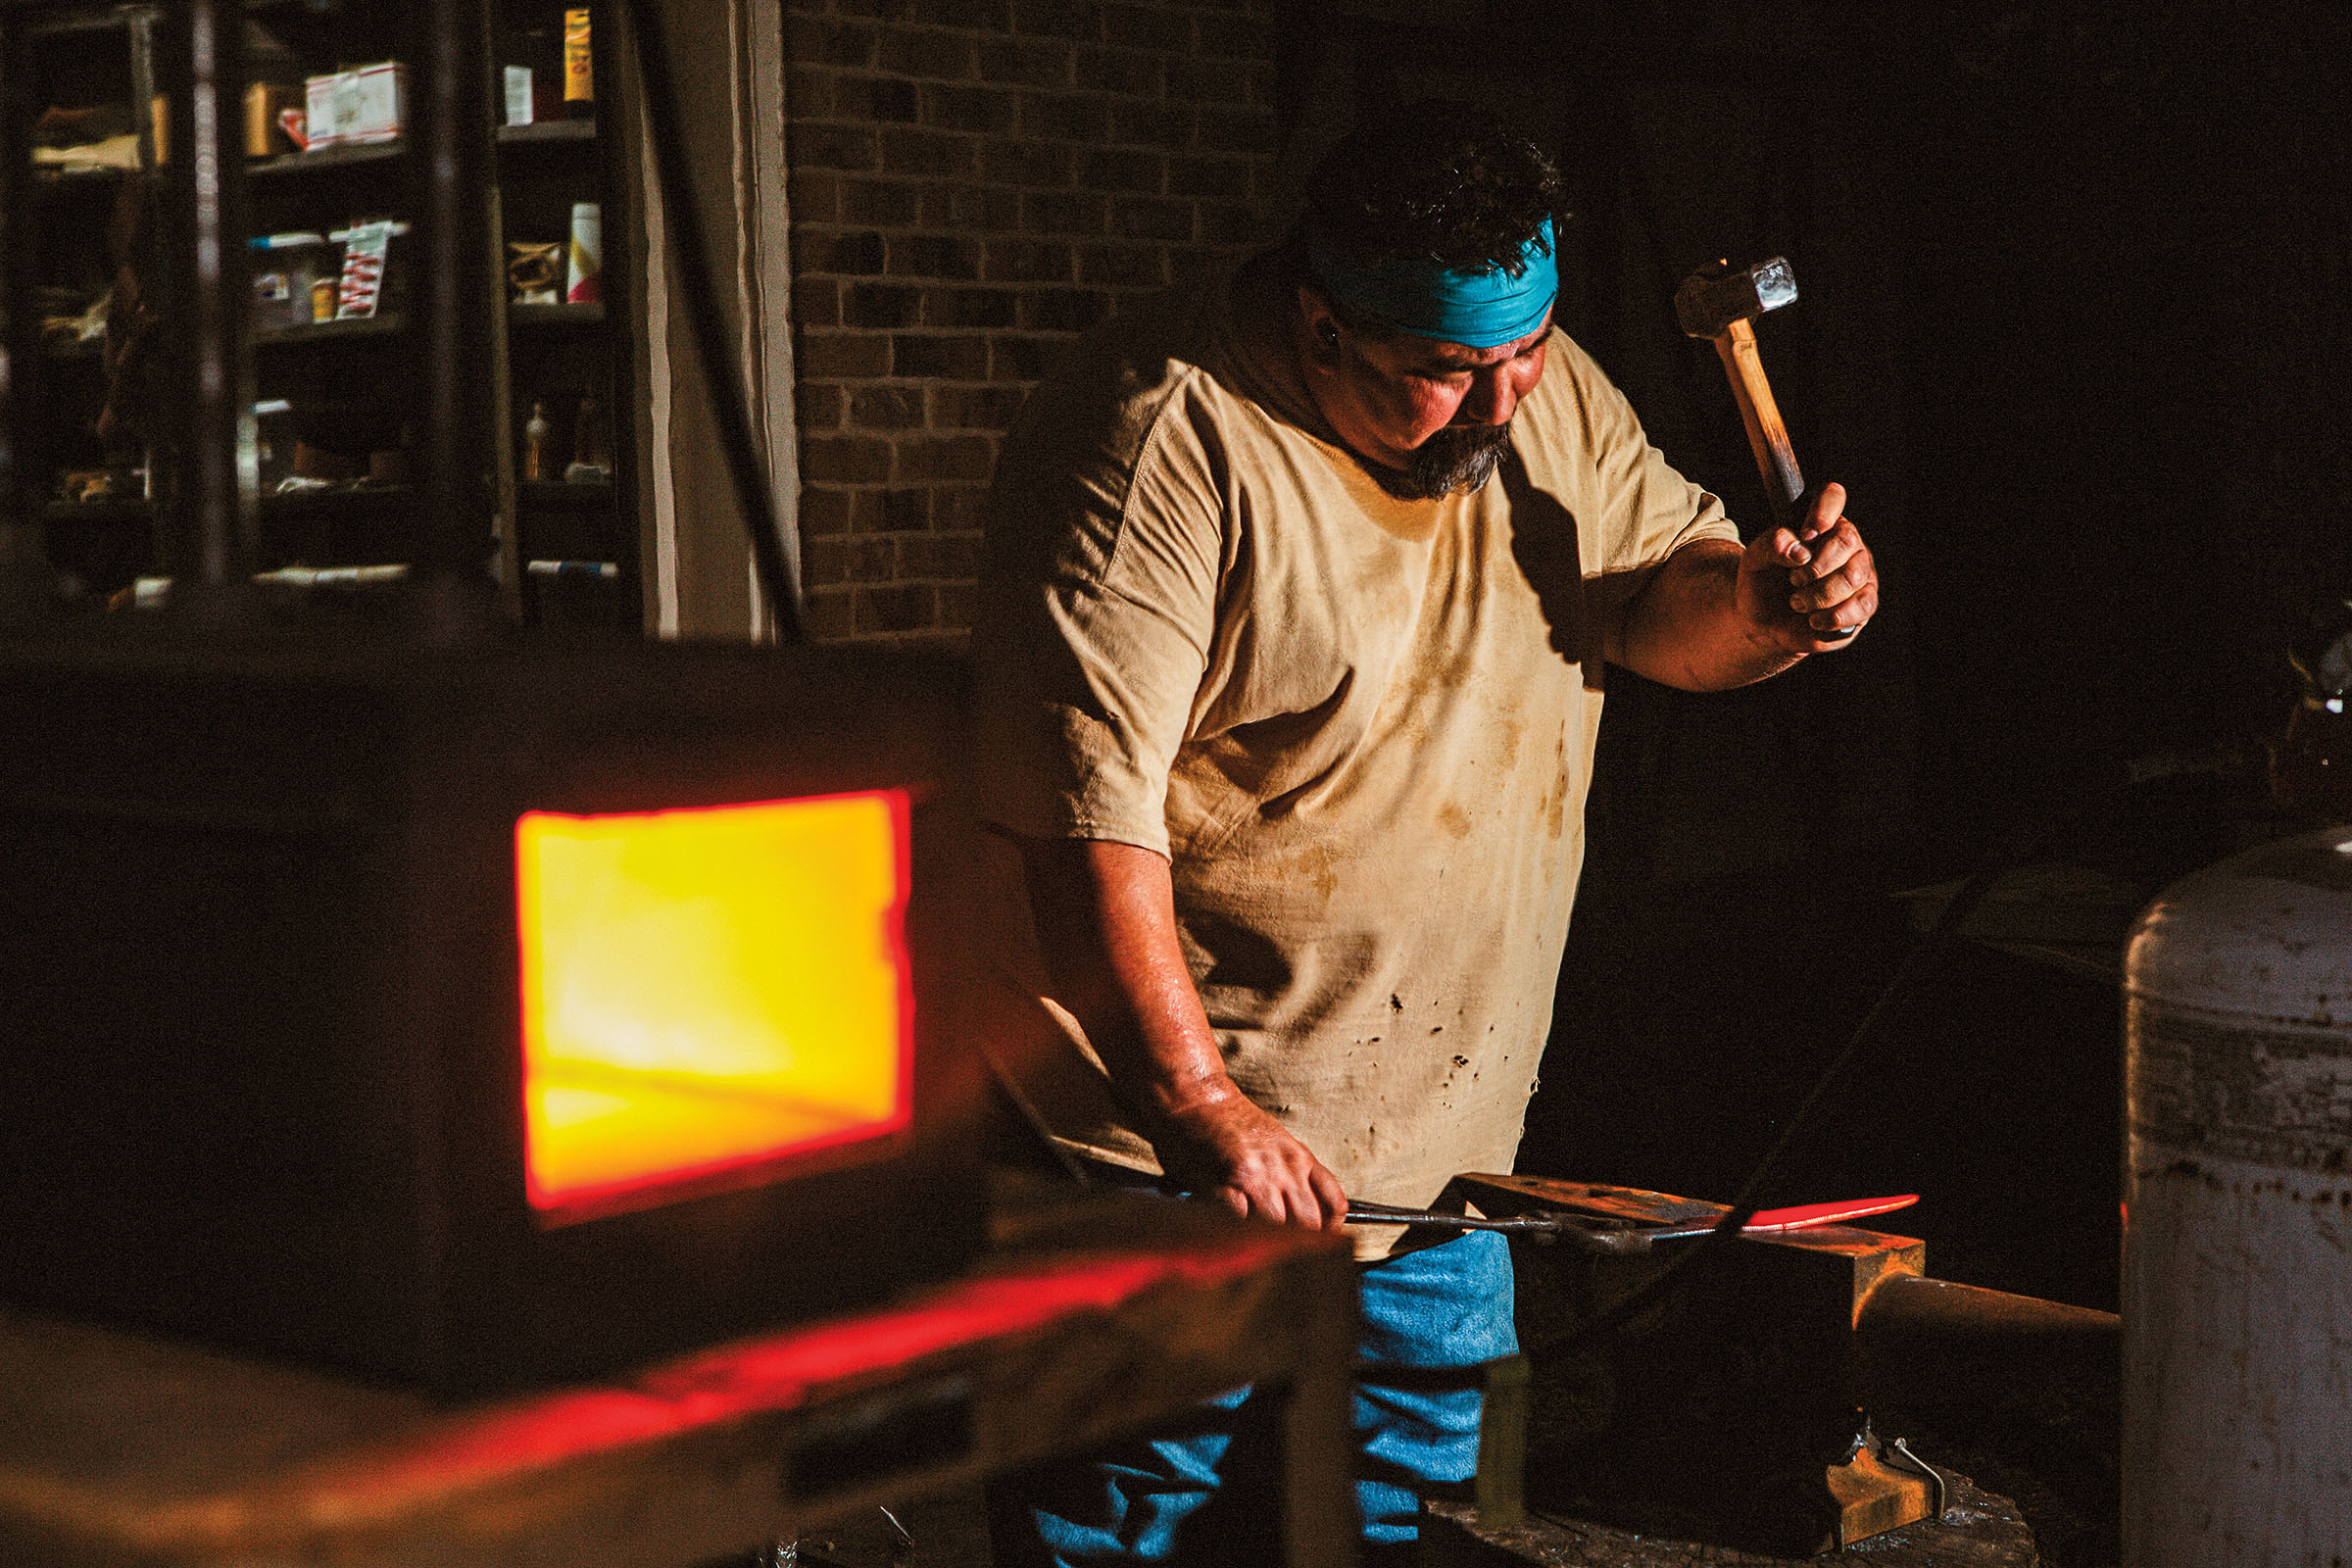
[515,790,912,1219]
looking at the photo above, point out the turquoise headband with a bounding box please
[1305,216,1558,349]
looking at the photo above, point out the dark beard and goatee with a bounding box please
[1370,421,1515,501]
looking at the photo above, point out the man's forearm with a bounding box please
[1016,837,1242,1125]
[1013,835,1348,1226]
[1610,538,1803,692]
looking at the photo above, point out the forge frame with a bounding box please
[0,628,987,1397]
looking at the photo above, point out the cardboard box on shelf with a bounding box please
[302,63,406,150]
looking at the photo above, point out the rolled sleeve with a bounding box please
[1553,334,1740,655]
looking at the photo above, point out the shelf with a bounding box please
[497,120,596,147]
[44,491,429,525]
[261,485,418,520]
[246,122,593,174]
[509,301,603,327]
[517,478,616,510]
[45,491,436,523]
[32,162,136,184]
[253,563,411,588]
[26,8,145,38]
[43,498,154,526]
[255,313,407,347]
[247,139,405,176]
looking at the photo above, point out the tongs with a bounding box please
[1344,1194,1919,1255]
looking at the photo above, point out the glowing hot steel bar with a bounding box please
[516,790,914,1220]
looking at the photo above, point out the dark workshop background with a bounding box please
[777,0,2352,1309]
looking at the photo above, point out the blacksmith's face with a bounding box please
[1298,288,1552,500]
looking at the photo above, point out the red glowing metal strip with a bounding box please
[1743,1194,1919,1231]
[1646,1194,1919,1242]
[266,1232,1311,1528]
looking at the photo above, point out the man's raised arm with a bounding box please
[1608,481,1878,691]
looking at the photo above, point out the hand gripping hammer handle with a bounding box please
[1675,257,1855,639]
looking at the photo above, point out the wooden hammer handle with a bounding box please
[1713,318,1805,531]
[1711,318,1856,641]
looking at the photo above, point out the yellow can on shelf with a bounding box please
[564,10,593,106]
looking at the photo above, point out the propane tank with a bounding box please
[2123,827,2352,1566]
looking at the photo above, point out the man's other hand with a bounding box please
[1736,481,1877,652]
[1157,1084,1349,1232]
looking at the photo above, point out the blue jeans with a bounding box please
[987,1228,1517,1566]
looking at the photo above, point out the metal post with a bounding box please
[0,4,50,607]
[166,0,255,606]
[0,7,27,536]
[416,0,497,606]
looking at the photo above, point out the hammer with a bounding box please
[1675,257,1856,640]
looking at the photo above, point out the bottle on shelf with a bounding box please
[504,12,560,123]
[563,8,593,119]
[502,65,534,129]
[523,400,553,482]
[565,391,610,484]
[564,203,600,304]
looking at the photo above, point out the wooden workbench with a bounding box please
[0,1182,1358,1567]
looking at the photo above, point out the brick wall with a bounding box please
[784,0,1286,643]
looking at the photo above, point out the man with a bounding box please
[969,107,1877,1565]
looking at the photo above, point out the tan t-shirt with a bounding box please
[968,257,1737,1258]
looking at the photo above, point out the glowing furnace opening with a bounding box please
[515,790,913,1220]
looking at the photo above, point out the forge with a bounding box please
[0,626,991,1398]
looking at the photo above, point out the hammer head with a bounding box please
[1675,257,1797,339]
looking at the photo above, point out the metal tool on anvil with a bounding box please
[1439,1171,2117,1555]
[1343,1193,1919,1251]
[1674,255,1858,640]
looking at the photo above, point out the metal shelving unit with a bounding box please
[488,19,635,631]
[1,0,638,628]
